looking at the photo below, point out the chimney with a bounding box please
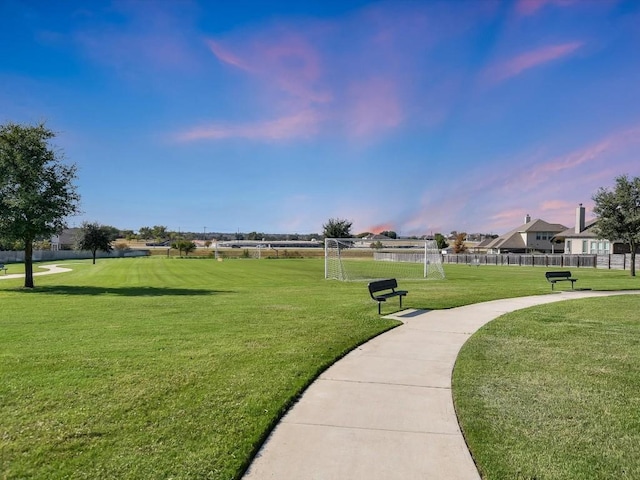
[575,204,585,233]
[524,214,531,224]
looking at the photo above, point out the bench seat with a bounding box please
[545,271,577,290]
[368,278,408,314]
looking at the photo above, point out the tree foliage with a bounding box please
[593,174,640,276]
[380,230,397,239]
[171,239,197,256]
[434,233,449,250]
[77,222,114,264]
[322,218,353,238]
[0,122,80,287]
[453,233,467,253]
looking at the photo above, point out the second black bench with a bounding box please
[368,278,408,314]
[545,271,577,291]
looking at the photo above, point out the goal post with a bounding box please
[324,238,445,281]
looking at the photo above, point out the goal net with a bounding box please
[324,238,445,281]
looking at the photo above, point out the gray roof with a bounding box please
[553,219,599,240]
[485,218,567,251]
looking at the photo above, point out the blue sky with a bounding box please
[2,0,639,236]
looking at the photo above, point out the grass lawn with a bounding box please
[1,257,638,479]
[453,295,640,479]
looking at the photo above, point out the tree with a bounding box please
[593,174,640,277]
[138,226,153,239]
[0,122,80,288]
[453,233,467,253]
[151,225,168,241]
[171,239,196,256]
[77,222,115,264]
[380,230,397,239]
[434,233,449,250]
[322,218,352,238]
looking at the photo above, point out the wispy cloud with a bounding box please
[515,0,579,17]
[343,77,403,137]
[178,2,491,143]
[517,125,640,189]
[395,124,640,235]
[73,1,201,77]
[176,109,320,141]
[485,41,583,83]
[206,39,252,72]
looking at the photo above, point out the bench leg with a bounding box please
[378,302,381,315]
[399,295,403,309]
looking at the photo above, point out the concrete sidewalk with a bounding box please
[243,290,639,480]
[0,264,72,281]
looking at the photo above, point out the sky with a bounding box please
[1,0,639,237]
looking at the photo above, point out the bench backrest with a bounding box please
[545,271,572,279]
[368,278,398,295]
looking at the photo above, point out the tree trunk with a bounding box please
[24,239,34,288]
[631,247,636,277]
[92,249,97,264]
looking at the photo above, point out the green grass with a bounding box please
[453,295,640,479]
[1,258,638,479]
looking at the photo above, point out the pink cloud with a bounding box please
[486,41,583,83]
[176,109,320,142]
[343,77,403,137]
[486,208,531,231]
[515,0,579,16]
[540,199,575,212]
[206,39,253,72]
[519,125,640,188]
[205,32,330,106]
[367,223,396,234]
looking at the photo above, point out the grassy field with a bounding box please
[1,257,638,479]
[453,295,640,479]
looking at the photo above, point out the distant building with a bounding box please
[51,228,82,250]
[551,204,629,254]
[484,214,567,254]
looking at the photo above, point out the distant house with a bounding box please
[485,215,567,254]
[551,204,627,254]
[51,228,82,250]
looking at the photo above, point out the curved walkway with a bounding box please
[243,290,640,479]
[0,264,73,281]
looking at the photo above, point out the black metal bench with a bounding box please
[0,264,7,275]
[368,278,408,314]
[545,271,577,291]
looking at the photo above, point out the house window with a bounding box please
[566,240,572,253]
[582,240,587,253]
[588,241,611,255]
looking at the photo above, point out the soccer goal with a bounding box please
[324,238,446,281]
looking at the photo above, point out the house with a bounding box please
[51,228,82,250]
[484,215,567,254]
[552,204,622,254]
